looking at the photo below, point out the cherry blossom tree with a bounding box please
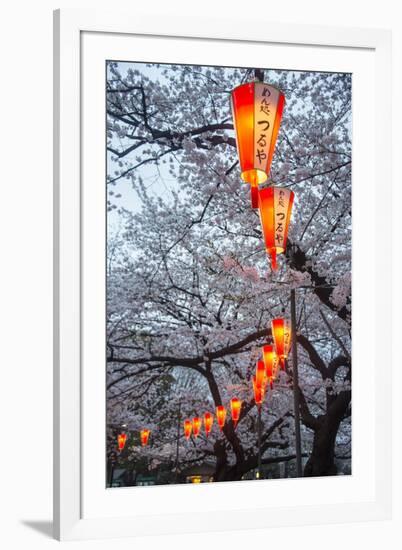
[106,61,352,482]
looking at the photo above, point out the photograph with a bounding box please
[105,60,352,487]
[0,1,396,547]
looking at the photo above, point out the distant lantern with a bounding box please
[262,344,279,388]
[117,432,127,452]
[230,398,242,427]
[255,360,266,388]
[252,376,265,407]
[184,419,193,440]
[192,417,202,438]
[258,186,294,271]
[140,429,150,447]
[231,82,285,208]
[271,318,292,369]
[216,406,227,431]
[204,412,214,437]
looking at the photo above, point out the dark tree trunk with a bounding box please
[213,439,245,481]
[304,415,341,476]
[213,439,228,481]
[214,465,244,482]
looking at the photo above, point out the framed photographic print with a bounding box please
[53,8,392,541]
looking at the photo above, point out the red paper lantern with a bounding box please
[258,186,294,271]
[117,432,127,451]
[252,376,265,406]
[140,429,150,447]
[183,419,192,440]
[192,417,202,438]
[271,318,292,369]
[216,405,227,431]
[262,344,279,388]
[204,412,214,437]
[255,360,266,388]
[231,82,285,208]
[230,397,242,427]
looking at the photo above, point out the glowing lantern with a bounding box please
[252,376,265,406]
[184,419,192,440]
[230,398,242,427]
[231,82,285,208]
[255,360,266,388]
[204,412,214,437]
[117,432,127,451]
[192,417,202,438]
[271,318,292,369]
[216,406,227,431]
[258,186,294,271]
[262,344,279,388]
[140,429,150,447]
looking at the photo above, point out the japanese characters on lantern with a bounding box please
[183,419,192,440]
[230,397,242,427]
[216,405,227,431]
[204,412,214,437]
[192,417,202,438]
[140,429,151,447]
[231,82,285,208]
[262,344,279,387]
[117,432,127,452]
[271,318,292,369]
[258,186,294,271]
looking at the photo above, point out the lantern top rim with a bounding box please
[259,185,295,196]
[231,81,285,97]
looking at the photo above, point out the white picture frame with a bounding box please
[53,8,392,541]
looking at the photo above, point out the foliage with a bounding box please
[106,62,352,481]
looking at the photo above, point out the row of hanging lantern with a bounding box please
[117,315,292,452]
[117,429,151,452]
[115,77,296,470]
[183,398,243,440]
[116,397,244,453]
[252,318,293,407]
[231,80,294,272]
[116,312,291,453]
[231,78,297,475]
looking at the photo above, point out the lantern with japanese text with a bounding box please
[117,432,127,452]
[184,419,192,440]
[252,376,265,407]
[258,186,294,271]
[262,344,279,388]
[140,429,150,447]
[216,405,227,431]
[271,318,292,369]
[192,417,202,438]
[230,397,242,427]
[204,412,214,437]
[231,82,285,208]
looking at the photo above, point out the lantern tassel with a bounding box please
[270,380,273,390]
[269,248,277,271]
[250,185,259,209]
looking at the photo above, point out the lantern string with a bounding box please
[270,247,277,271]
[251,185,259,209]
